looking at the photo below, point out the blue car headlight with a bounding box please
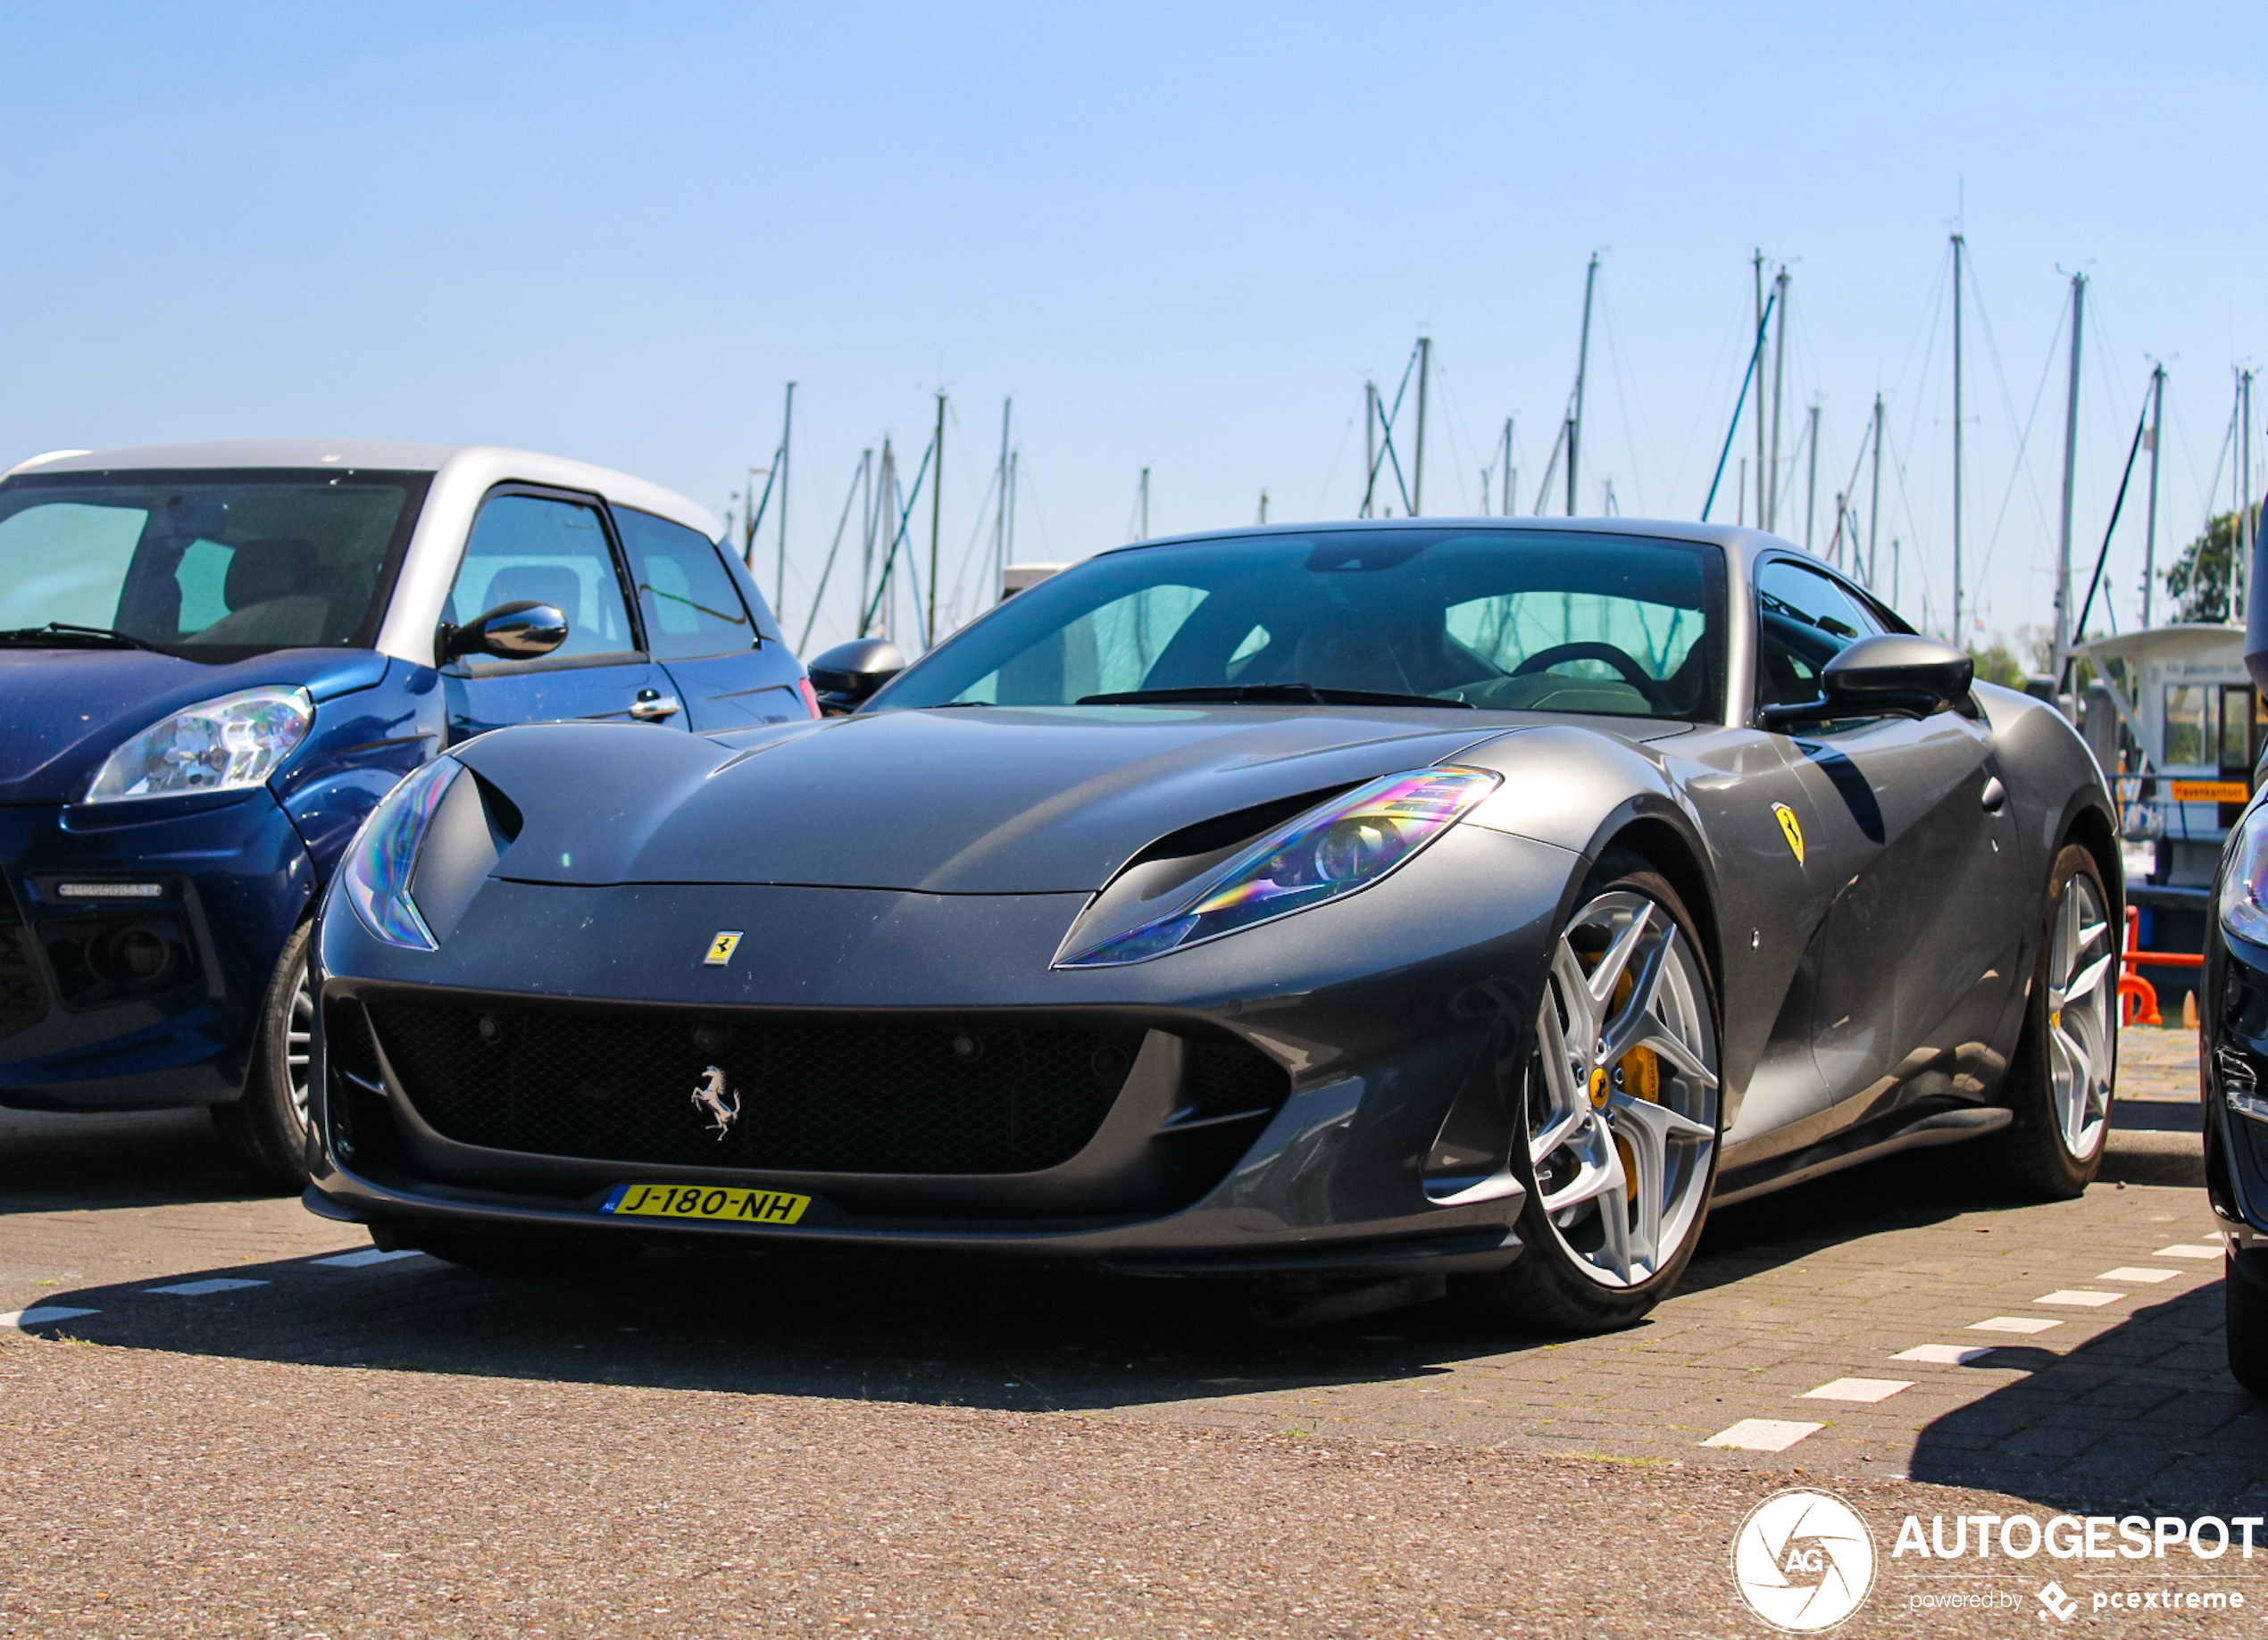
[84,686,313,803]
[2224,802,2268,948]
[1056,767,1502,968]
[340,758,463,950]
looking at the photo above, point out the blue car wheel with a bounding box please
[210,921,316,1190]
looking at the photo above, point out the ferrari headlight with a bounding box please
[2223,803,2268,948]
[340,758,463,950]
[1057,767,1501,968]
[84,687,313,803]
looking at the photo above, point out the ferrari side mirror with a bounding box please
[438,601,570,664]
[1760,634,1974,729]
[807,638,907,715]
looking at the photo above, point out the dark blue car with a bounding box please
[0,438,813,1186]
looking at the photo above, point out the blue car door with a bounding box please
[612,506,810,729]
[438,487,687,742]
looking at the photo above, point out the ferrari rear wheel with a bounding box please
[1960,844,2113,1201]
[1455,865,1722,1334]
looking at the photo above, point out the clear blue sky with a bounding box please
[3,2,2258,654]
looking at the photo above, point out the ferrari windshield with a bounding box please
[880,528,1726,721]
[0,469,429,660]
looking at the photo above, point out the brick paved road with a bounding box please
[1,1025,2255,1636]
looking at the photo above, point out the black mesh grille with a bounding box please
[365,1000,1147,1175]
[0,881,48,1042]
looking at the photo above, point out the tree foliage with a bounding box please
[1968,641,2025,689]
[2164,506,2259,623]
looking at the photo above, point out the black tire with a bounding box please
[1959,845,2114,1201]
[406,1229,644,1278]
[1453,862,1723,1335]
[2230,1251,2268,1398]
[211,920,315,1193]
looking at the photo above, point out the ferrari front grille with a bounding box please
[363,1000,1162,1175]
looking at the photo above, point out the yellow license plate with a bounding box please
[601,1183,811,1224]
[2171,779,2249,803]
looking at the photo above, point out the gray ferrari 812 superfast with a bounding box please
[306,520,2118,1331]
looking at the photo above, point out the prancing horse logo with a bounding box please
[691,1065,740,1139]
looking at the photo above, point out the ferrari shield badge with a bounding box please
[691,1065,740,1138]
[703,930,743,967]
[1771,803,1805,865]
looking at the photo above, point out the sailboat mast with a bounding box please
[1868,393,1885,591]
[1139,467,1150,539]
[994,398,1012,596]
[1951,233,1966,641]
[1768,269,1789,532]
[2054,272,2086,675]
[1569,254,1598,517]
[2242,370,2255,623]
[1501,417,1514,515]
[1361,383,1378,518]
[1413,336,1431,516]
[925,391,945,649]
[1804,403,1822,554]
[1752,252,1766,532]
[776,381,795,623]
[2142,363,2165,627]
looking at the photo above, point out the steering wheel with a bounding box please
[1510,642,1671,712]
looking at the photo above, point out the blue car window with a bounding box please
[613,507,763,659]
[446,495,634,661]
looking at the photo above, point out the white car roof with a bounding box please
[6,438,730,667]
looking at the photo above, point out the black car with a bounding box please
[305,520,2117,1331]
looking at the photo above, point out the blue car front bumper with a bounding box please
[0,790,315,1110]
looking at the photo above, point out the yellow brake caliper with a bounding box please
[1597,967,1662,1203]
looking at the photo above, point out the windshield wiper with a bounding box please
[1077,683,1472,710]
[0,622,164,653]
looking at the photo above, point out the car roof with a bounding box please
[1097,514,1790,572]
[6,438,722,541]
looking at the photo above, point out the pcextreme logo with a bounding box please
[1731,1488,1876,1632]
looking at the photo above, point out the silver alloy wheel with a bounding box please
[284,957,314,1130]
[2047,869,2114,1161]
[1529,889,1720,1289]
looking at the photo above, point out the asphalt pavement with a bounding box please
[0,1027,2257,1637]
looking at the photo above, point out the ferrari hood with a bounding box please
[454,705,1514,895]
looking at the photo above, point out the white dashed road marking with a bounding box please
[2036,1290,2123,1307]
[1799,1378,1912,1403]
[1969,1316,2062,1334]
[310,1249,424,1269]
[1891,1344,1997,1365]
[2155,1245,2222,1260]
[1702,1419,1824,1453]
[2097,1267,2179,1284]
[145,1278,268,1296]
[2,1307,98,1328]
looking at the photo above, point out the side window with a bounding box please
[1755,558,1882,709]
[613,507,759,660]
[445,494,634,661]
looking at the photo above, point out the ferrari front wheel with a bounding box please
[1454,866,1722,1334]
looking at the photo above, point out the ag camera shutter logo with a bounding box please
[1731,1488,1877,1631]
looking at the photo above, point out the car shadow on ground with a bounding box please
[1904,1279,2268,1517]
[0,1107,263,1212]
[5,1145,2030,1417]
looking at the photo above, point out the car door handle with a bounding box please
[629,689,681,721]
[1980,776,2007,812]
